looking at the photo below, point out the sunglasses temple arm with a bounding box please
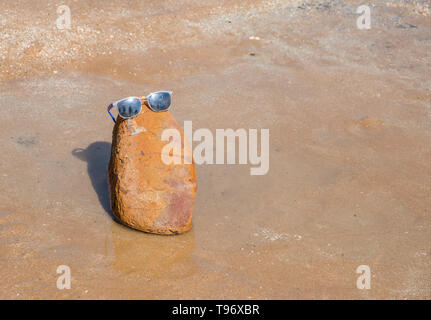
[107,103,116,123]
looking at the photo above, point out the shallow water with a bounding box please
[0,0,430,299]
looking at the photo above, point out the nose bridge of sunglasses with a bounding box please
[138,97,149,110]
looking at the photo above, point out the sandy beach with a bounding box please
[0,0,430,299]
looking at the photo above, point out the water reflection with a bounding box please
[110,223,196,278]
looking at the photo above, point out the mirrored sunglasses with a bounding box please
[107,91,173,123]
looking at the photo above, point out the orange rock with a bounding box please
[108,106,197,235]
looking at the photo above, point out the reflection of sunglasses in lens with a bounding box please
[147,91,172,112]
[107,91,173,123]
[118,97,141,118]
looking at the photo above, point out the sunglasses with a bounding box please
[107,91,173,123]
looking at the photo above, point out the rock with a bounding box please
[108,107,197,235]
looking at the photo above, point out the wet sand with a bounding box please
[0,0,430,299]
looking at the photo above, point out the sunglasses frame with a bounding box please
[107,90,173,123]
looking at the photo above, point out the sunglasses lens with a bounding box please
[117,97,141,118]
[148,92,171,112]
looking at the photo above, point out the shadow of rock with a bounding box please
[72,141,116,220]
